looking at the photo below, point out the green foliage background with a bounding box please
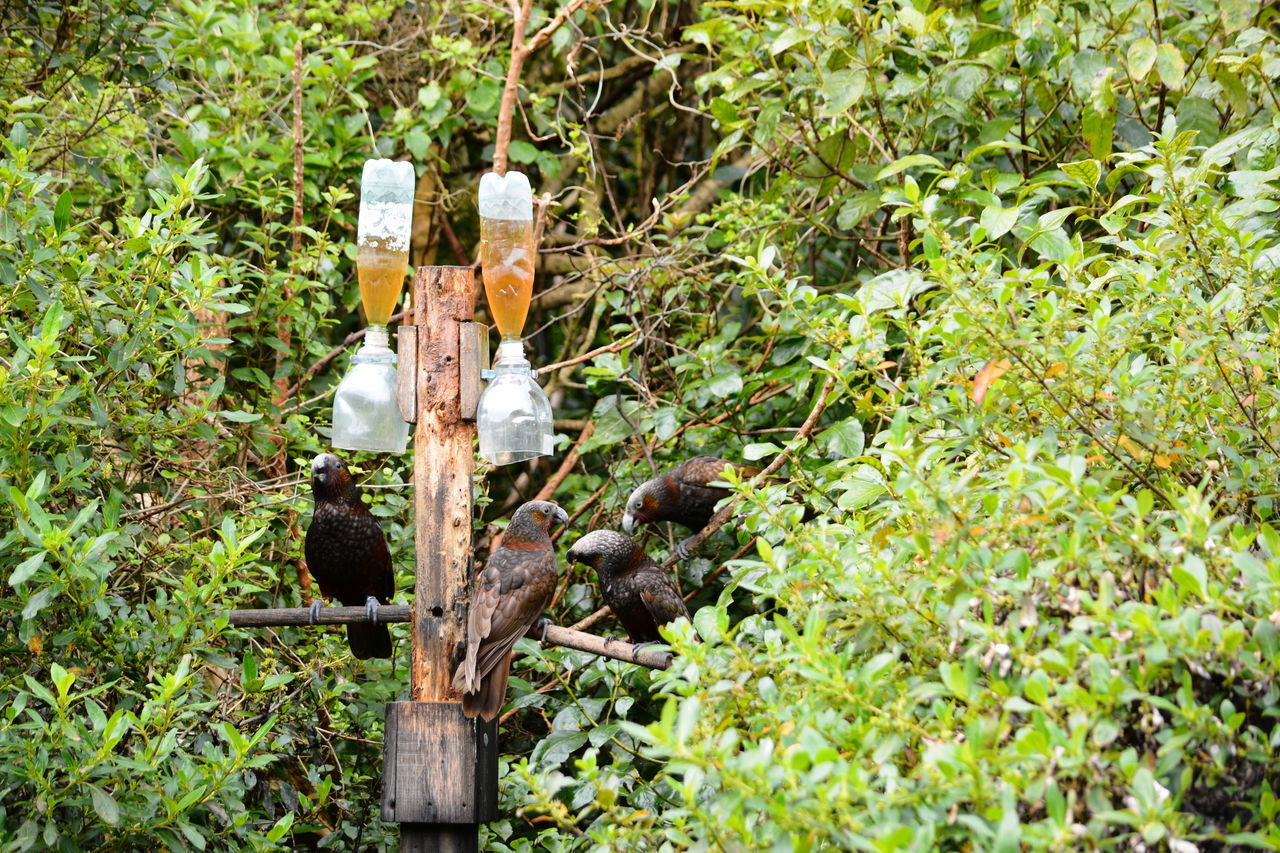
[2,0,1279,849]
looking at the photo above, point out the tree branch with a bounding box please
[493,0,604,173]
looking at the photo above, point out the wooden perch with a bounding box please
[224,606,672,670]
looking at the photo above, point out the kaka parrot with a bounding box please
[621,456,758,557]
[303,453,395,660]
[453,500,568,721]
[567,530,690,644]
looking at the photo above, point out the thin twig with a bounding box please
[533,422,595,502]
[539,332,639,374]
[275,308,409,405]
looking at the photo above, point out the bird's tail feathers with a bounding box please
[459,651,513,722]
[347,623,393,660]
[452,651,479,694]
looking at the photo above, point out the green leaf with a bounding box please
[857,269,931,312]
[532,731,588,768]
[876,154,944,181]
[53,191,73,234]
[585,395,651,449]
[1219,0,1253,31]
[22,586,55,621]
[709,97,739,126]
[88,785,120,825]
[1173,553,1207,598]
[1082,106,1115,159]
[993,790,1021,853]
[1126,37,1157,80]
[770,27,811,55]
[9,552,45,586]
[266,813,294,843]
[836,466,886,510]
[836,191,882,229]
[41,301,64,343]
[217,410,262,423]
[706,371,743,398]
[1176,97,1218,142]
[508,140,539,164]
[743,442,780,461]
[1060,159,1101,189]
[820,70,865,115]
[820,420,864,458]
[1156,43,1186,90]
[980,204,1020,239]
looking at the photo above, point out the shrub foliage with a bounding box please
[1,0,1279,850]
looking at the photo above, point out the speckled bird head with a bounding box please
[509,500,570,539]
[310,453,355,501]
[621,477,675,534]
[567,529,639,571]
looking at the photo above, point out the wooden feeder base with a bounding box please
[398,824,482,853]
[381,701,499,826]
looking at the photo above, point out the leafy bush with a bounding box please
[3,0,1280,849]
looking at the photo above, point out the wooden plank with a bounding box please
[474,718,499,820]
[458,322,486,422]
[399,826,477,853]
[382,702,496,824]
[396,325,419,424]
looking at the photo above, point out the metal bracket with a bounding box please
[479,366,538,380]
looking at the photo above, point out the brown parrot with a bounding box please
[621,456,758,558]
[453,500,568,721]
[567,530,690,644]
[303,453,394,660]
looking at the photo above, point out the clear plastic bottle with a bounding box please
[475,171,554,466]
[332,159,415,454]
[477,340,554,465]
[357,159,414,326]
[478,171,535,340]
[332,327,409,453]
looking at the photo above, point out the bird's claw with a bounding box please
[631,641,660,662]
[365,596,380,625]
[537,617,551,645]
[308,599,322,626]
[675,539,694,561]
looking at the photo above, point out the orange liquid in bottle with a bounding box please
[357,241,408,326]
[479,217,535,338]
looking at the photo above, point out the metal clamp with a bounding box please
[480,367,538,380]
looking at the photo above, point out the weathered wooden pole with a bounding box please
[381,266,496,852]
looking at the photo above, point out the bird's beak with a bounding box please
[553,506,569,527]
[566,547,580,564]
[621,512,636,534]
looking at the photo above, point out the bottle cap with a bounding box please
[478,170,533,221]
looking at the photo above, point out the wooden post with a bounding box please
[382,266,496,852]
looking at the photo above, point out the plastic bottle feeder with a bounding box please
[475,170,554,465]
[332,159,415,454]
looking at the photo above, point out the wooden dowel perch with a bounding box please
[224,607,672,670]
